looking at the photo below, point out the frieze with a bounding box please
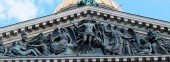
[0,20,170,57]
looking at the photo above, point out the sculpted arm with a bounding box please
[73,23,84,29]
[120,32,132,39]
[3,45,8,56]
[28,44,45,47]
[104,28,111,33]
[148,43,152,53]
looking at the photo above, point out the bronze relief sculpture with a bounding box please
[1,20,170,57]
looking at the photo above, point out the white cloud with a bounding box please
[0,3,6,19]
[0,0,38,22]
[0,0,61,26]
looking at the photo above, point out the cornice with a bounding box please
[0,55,169,61]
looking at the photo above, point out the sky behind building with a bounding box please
[0,0,170,27]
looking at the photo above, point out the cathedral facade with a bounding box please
[0,0,170,62]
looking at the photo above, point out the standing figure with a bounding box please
[121,28,133,55]
[107,26,132,55]
[139,39,152,55]
[103,24,116,55]
[125,28,141,55]
[74,20,97,55]
[0,38,7,56]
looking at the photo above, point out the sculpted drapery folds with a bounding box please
[1,20,170,57]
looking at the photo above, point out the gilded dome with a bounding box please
[54,0,122,13]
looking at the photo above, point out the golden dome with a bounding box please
[54,0,122,13]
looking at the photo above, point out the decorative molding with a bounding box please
[0,56,169,62]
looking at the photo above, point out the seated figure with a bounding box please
[139,39,152,55]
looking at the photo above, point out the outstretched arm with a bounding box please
[120,33,132,39]
[73,23,84,29]
[28,44,43,47]
[73,24,79,29]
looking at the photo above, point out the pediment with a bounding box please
[0,6,170,58]
[1,6,170,42]
[0,18,170,58]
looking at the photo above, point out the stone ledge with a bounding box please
[0,55,169,62]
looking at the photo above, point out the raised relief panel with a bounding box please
[5,32,10,38]
[76,13,81,18]
[110,16,114,19]
[55,19,61,25]
[83,11,88,15]
[56,19,60,22]
[21,28,25,32]
[90,11,95,16]
[153,25,157,28]
[49,21,54,26]
[131,20,136,26]
[70,14,74,18]
[0,34,3,39]
[145,23,150,27]
[41,22,47,29]
[97,12,101,16]
[12,30,18,36]
[138,22,143,25]
[76,13,81,17]
[109,15,115,22]
[116,17,122,23]
[157,25,161,30]
[62,17,68,23]
[123,18,128,22]
[103,14,108,20]
[34,24,39,30]
[160,26,165,33]
[27,26,33,32]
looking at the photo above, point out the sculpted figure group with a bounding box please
[77,0,98,6]
[1,20,170,57]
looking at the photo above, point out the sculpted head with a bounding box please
[21,31,27,42]
[113,25,119,30]
[140,39,147,45]
[147,29,154,36]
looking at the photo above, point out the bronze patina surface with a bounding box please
[0,20,170,57]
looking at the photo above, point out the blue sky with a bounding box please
[0,0,170,27]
